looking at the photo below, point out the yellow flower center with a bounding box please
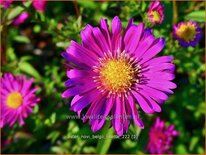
[176,23,196,42]
[6,92,23,109]
[150,11,161,22]
[100,59,135,93]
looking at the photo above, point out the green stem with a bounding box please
[172,0,178,25]
[133,124,142,141]
[96,121,114,154]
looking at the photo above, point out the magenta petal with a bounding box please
[67,69,95,78]
[66,41,97,66]
[124,23,144,54]
[135,31,156,59]
[64,77,93,87]
[146,63,175,72]
[148,80,177,90]
[71,90,100,112]
[93,97,114,132]
[112,96,123,136]
[138,85,168,102]
[111,16,122,36]
[121,97,129,132]
[80,24,104,57]
[140,38,165,64]
[62,81,96,98]
[132,90,154,114]
[111,16,122,51]
[144,85,169,100]
[139,92,161,112]
[144,72,175,81]
[100,18,112,48]
[127,94,144,128]
[144,56,174,66]
[93,27,111,52]
[125,18,134,32]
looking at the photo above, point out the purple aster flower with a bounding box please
[12,12,29,26]
[0,73,40,128]
[173,20,202,47]
[146,117,179,154]
[147,0,164,24]
[0,0,12,8]
[62,16,176,136]
[32,0,47,12]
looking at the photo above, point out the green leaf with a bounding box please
[33,105,39,114]
[77,0,96,9]
[47,131,60,143]
[18,61,41,80]
[13,36,30,44]
[96,121,114,154]
[185,11,205,22]
[6,47,17,61]
[22,0,32,7]
[189,136,199,151]
[8,6,24,20]
[176,144,188,154]
[20,56,32,62]
[51,113,56,124]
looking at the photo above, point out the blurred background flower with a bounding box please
[146,117,179,154]
[173,20,202,47]
[32,0,47,12]
[1,73,40,128]
[0,0,12,8]
[12,12,29,26]
[147,0,164,24]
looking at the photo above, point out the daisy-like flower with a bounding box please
[173,20,202,47]
[0,73,40,128]
[147,0,164,24]
[12,12,29,26]
[62,16,176,136]
[146,117,179,154]
[32,0,47,12]
[0,0,12,8]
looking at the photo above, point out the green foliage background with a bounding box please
[1,0,205,154]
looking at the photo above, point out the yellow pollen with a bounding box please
[100,59,134,92]
[150,11,161,22]
[6,92,23,109]
[176,23,196,42]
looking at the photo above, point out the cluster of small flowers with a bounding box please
[147,0,202,48]
[0,0,47,26]
[0,0,202,154]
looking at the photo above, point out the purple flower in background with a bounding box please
[62,16,176,136]
[12,12,29,26]
[148,0,164,24]
[0,0,12,8]
[0,73,40,128]
[32,0,47,12]
[146,117,179,154]
[173,20,202,47]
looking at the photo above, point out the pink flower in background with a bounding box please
[12,12,29,26]
[62,16,176,136]
[0,0,12,8]
[32,0,47,12]
[146,117,179,154]
[0,73,40,128]
[173,20,202,47]
[148,0,164,24]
